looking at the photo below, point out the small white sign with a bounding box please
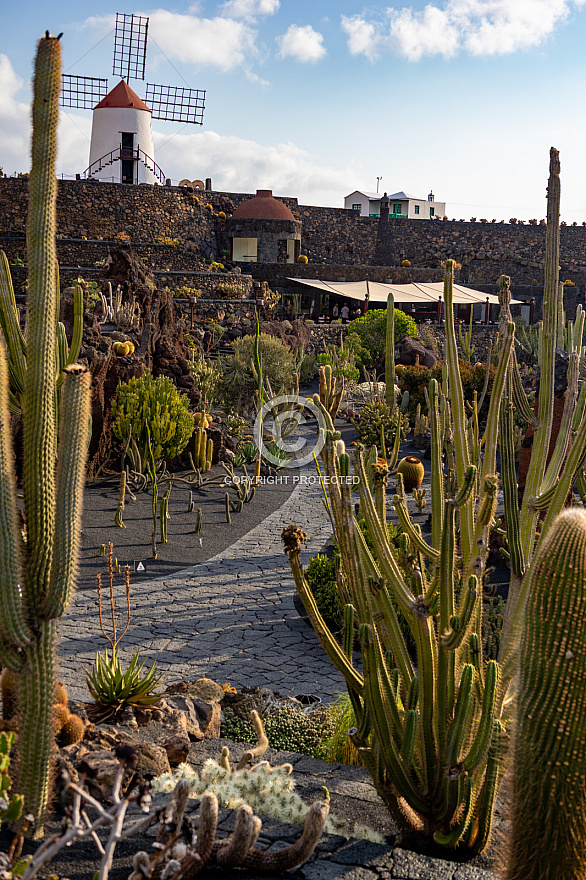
[136,561,145,572]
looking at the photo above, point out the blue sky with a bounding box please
[2,1,586,221]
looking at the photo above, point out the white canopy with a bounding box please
[287,278,522,306]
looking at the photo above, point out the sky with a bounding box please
[2,1,586,222]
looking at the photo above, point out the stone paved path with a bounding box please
[59,475,348,702]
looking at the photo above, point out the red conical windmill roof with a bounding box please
[95,80,150,112]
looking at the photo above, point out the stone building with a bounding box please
[226,189,302,263]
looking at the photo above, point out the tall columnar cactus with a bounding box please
[284,255,514,851]
[385,291,395,408]
[316,364,343,421]
[498,149,586,678]
[0,34,91,832]
[285,147,586,852]
[506,508,586,880]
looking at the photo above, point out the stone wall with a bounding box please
[3,177,586,296]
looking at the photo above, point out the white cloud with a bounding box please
[276,24,326,62]
[153,129,349,206]
[219,0,280,20]
[0,54,91,177]
[147,10,258,71]
[82,10,259,73]
[342,0,586,61]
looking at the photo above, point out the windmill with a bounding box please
[60,13,206,185]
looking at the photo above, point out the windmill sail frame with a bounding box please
[145,83,206,124]
[113,12,149,81]
[60,75,108,109]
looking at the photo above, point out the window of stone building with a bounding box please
[352,204,362,213]
[414,205,420,214]
[429,207,435,217]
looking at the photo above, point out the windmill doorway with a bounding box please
[120,132,136,184]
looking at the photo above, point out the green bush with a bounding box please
[190,353,222,405]
[317,693,367,766]
[112,372,194,467]
[305,554,342,627]
[347,308,417,370]
[298,352,319,384]
[221,703,335,757]
[219,332,296,414]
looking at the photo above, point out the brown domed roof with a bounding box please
[233,189,294,221]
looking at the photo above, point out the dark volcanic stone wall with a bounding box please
[2,178,586,294]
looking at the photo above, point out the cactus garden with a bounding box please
[2,28,586,880]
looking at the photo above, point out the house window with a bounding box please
[414,205,420,215]
[393,203,402,214]
[429,207,435,217]
[352,204,362,213]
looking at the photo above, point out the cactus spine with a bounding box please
[0,35,91,832]
[507,509,586,880]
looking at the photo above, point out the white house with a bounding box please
[344,190,446,220]
[87,80,163,185]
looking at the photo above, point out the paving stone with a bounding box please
[392,850,455,879]
[330,839,394,867]
[453,867,497,880]
[302,862,377,880]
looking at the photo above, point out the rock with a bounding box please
[160,733,190,766]
[395,335,438,368]
[134,741,171,779]
[162,694,220,740]
[193,699,221,738]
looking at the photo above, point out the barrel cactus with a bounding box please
[396,455,425,490]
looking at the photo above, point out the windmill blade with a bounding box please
[145,83,205,125]
[113,12,149,80]
[60,75,108,109]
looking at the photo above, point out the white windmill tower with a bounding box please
[60,13,206,185]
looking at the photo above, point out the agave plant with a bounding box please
[86,647,164,721]
[86,543,164,720]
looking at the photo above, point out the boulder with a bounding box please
[395,335,438,368]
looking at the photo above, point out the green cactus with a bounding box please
[0,253,84,417]
[385,291,395,408]
[193,426,213,471]
[0,34,91,832]
[507,508,586,880]
[284,147,586,853]
[315,364,343,421]
[458,310,475,363]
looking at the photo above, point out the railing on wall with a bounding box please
[83,145,166,185]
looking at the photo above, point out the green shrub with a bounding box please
[221,702,335,757]
[298,352,319,384]
[352,400,409,451]
[317,693,367,766]
[219,333,296,414]
[347,308,417,370]
[112,372,194,467]
[305,554,342,627]
[216,282,241,297]
[190,353,222,405]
